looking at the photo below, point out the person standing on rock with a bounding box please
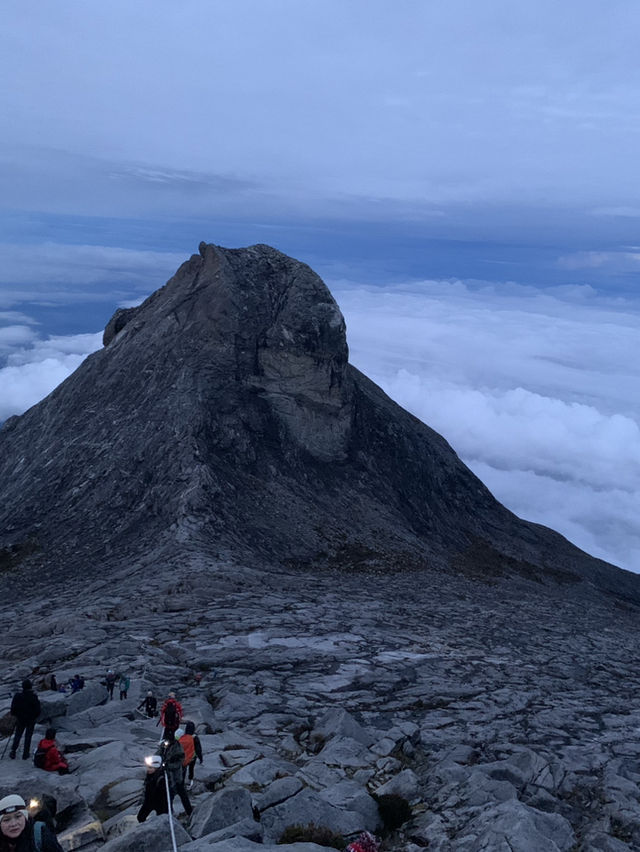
[136,690,158,719]
[138,691,157,718]
[177,722,203,790]
[159,732,192,817]
[9,679,40,761]
[119,673,130,700]
[137,756,168,822]
[159,692,182,740]
[0,794,63,852]
[103,670,117,700]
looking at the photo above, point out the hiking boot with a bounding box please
[186,781,193,790]
[22,754,29,760]
[9,751,15,760]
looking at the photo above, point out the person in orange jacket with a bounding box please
[177,722,203,789]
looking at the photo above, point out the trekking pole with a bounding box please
[1,722,15,759]
[162,766,179,852]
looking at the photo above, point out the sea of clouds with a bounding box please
[332,278,640,574]
[1,269,638,573]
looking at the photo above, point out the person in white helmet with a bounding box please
[0,794,63,852]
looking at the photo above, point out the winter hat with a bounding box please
[185,721,196,735]
[45,727,57,739]
[175,728,185,740]
[21,679,32,691]
[0,794,29,821]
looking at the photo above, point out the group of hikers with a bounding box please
[137,692,204,822]
[2,679,204,848]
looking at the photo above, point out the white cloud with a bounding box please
[0,331,102,420]
[333,278,640,573]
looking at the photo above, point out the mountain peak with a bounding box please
[0,242,637,602]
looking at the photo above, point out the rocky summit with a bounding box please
[1,242,640,852]
[0,242,636,598]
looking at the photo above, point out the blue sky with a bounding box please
[1,1,639,572]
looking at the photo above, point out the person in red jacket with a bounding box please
[35,729,69,775]
[159,692,183,740]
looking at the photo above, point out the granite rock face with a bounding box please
[0,242,636,603]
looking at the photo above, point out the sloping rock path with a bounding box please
[2,556,640,851]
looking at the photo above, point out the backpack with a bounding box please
[33,743,51,769]
[164,700,178,727]
[33,821,44,852]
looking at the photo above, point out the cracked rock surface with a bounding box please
[2,557,640,850]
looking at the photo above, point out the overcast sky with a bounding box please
[1,1,639,572]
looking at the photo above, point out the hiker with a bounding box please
[9,679,41,761]
[27,795,57,836]
[346,831,380,852]
[68,675,83,694]
[41,674,57,692]
[28,794,64,851]
[159,692,182,740]
[137,691,157,718]
[159,732,192,817]
[119,673,130,700]
[136,756,168,822]
[194,672,203,687]
[34,729,69,775]
[0,794,63,852]
[177,722,203,789]
[104,670,117,700]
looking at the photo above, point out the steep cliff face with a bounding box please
[0,242,637,598]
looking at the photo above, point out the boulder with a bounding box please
[190,787,254,838]
[99,813,191,851]
[312,709,374,746]
[67,682,108,716]
[260,787,375,843]
[458,800,576,851]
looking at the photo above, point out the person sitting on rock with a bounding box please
[0,794,63,852]
[138,691,157,718]
[160,692,182,740]
[35,729,69,775]
[177,722,203,790]
[9,679,41,761]
[119,673,130,700]
[40,673,57,692]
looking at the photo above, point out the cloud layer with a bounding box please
[333,278,640,573]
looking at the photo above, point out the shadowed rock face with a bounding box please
[0,242,637,598]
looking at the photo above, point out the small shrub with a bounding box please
[373,793,412,832]
[278,822,345,849]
